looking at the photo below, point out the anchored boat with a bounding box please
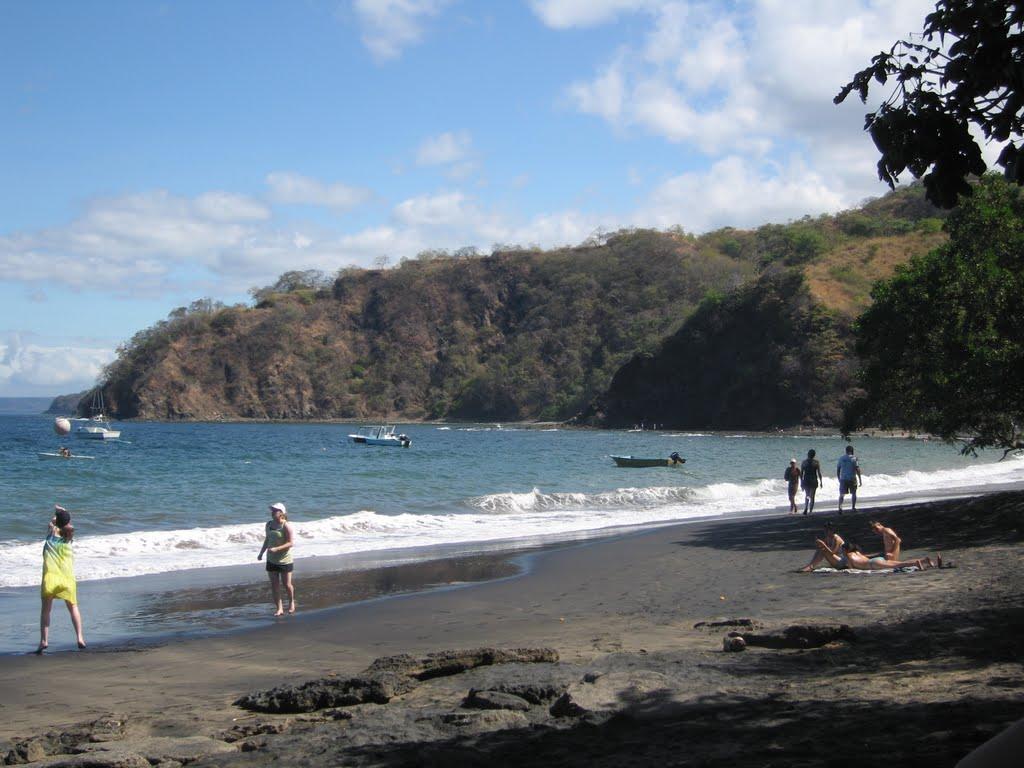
[611,453,685,468]
[348,425,411,447]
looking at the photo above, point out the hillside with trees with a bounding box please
[77,185,946,427]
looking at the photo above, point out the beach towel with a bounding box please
[811,566,919,574]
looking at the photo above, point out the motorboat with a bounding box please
[72,390,121,440]
[611,453,685,468]
[348,425,411,447]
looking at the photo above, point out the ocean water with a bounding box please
[1,414,1022,651]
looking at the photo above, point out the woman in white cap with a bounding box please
[257,502,295,615]
[37,504,85,652]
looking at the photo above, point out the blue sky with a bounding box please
[1,0,940,396]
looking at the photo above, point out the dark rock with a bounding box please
[235,671,416,713]
[733,624,855,650]
[694,618,759,629]
[367,647,559,681]
[462,690,532,711]
[488,680,569,705]
[437,710,529,734]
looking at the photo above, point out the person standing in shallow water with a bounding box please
[801,449,823,515]
[37,505,85,653]
[837,445,862,513]
[258,502,295,616]
[784,459,801,514]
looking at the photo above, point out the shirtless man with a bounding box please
[869,521,901,560]
[799,521,845,572]
[816,540,938,571]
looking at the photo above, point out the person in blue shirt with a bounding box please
[836,445,861,513]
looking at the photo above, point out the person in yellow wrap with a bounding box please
[36,505,85,653]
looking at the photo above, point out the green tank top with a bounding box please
[265,522,293,565]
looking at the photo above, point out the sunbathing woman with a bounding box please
[816,540,939,571]
[799,522,845,572]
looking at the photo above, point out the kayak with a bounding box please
[38,452,95,461]
[611,455,685,468]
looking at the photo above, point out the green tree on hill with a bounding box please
[842,174,1024,456]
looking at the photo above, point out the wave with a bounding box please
[2,455,1020,588]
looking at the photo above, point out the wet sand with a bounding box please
[1,489,1021,766]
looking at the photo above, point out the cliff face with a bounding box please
[84,185,947,427]
[574,269,857,430]
[98,232,755,421]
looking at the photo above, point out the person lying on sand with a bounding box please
[799,521,845,572]
[814,540,940,571]
[868,520,901,560]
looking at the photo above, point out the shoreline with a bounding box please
[2,477,1022,656]
[1,487,1021,765]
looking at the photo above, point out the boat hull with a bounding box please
[75,428,120,440]
[611,455,684,468]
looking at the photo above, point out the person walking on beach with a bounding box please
[837,445,861,513]
[258,502,295,616]
[800,449,823,514]
[784,459,801,514]
[869,520,901,560]
[37,505,85,653]
[799,521,845,572]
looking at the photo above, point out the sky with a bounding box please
[1,0,940,397]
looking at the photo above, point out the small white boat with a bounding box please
[348,425,411,447]
[38,452,95,461]
[72,391,121,440]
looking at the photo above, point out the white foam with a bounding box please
[2,455,1020,587]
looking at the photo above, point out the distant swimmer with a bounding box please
[258,502,295,616]
[37,505,85,652]
[800,449,823,515]
[784,459,801,514]
[837,445,862,513]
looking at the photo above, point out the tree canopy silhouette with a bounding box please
[836,0,1024,207]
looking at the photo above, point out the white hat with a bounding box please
[269,502,287,514]
[790,458,797,463]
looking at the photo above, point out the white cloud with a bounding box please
[394,191,471,227]
[0,332,115,397]
[352,0,452,61]
[529,0,655,29]
[416,131,472,166]
[639,155,845,232]
[558,0,937,207]
[265,171,371,211]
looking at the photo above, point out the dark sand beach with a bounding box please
[1,489,1022,767]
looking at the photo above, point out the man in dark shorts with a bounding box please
[800,449,823,515]
[837,445,861,513]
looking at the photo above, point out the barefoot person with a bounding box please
[869,520,901,560]
[816,540,938,571]
[800,449,823,515]
[837,445,861,513]
[37,505,85,653]
[799,521,845,572]
[784,459,801,514]
[257,502,295,616]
